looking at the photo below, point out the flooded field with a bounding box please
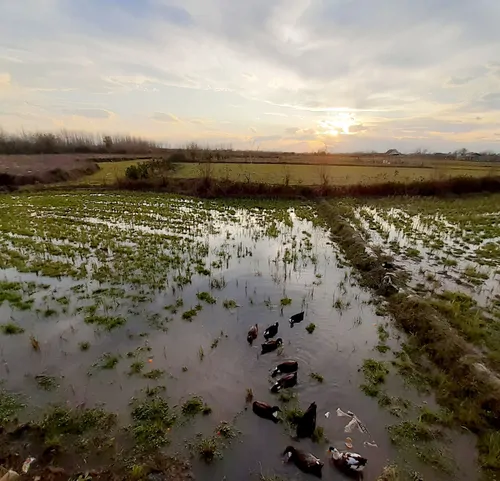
[0,192,488,481]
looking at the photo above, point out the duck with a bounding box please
[261,338,283,354]
[270,372,297,393]
[247,324,258,344]
[263,321,279,339]
[252,401,281,422]
[271,360,298,377]
[296,401,316,438]
[327,447,367,476]
[289,311,305,327]
[283,446,323,478]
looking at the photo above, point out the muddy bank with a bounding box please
[0,155,102,187]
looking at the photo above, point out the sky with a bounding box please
[0,0,499,153]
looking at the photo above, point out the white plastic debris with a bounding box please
[21,457,35,474]
[336,408,369,434]
[324,411,330,418]
[364,441,378,448]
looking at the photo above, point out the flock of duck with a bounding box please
[246,312,368,479]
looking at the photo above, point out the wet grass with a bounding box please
[1,322,25,335]
[181,396,210,417]
[305,322,316,333]
[0,390,25,426]
[35,374,59,391]
[130,396,176,450]
[94,353,120,370]
[310,372,324,383]
[222,299,238,309]
[196,291,216,304]
[85,314,126,330]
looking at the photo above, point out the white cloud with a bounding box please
[0,0,499,151]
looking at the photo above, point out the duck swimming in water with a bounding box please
[271,360,298,377]
[270,372,297,393]
[283,446,323,478]
[296,401,316,438]
[327,447,367,477]
[263,322,279,339]
[247,324,258,344]
[261,338,283,354]
[289,311,304,327]
[252,401,281,422]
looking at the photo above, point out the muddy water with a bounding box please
[0,197,476,481]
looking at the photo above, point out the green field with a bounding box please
[78,160,500,186]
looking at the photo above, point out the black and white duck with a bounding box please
[261,338,283,354]
[289,311,304,327]
[270,371,297,393]
[252,401,281,422]
[271,360,298,377]
[296,401,316,438]
[263,322,279,339]
[327,447,367,477]
[283,446,323,478]
[247,324,258,344]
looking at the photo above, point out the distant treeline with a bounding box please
[0,130,158,155]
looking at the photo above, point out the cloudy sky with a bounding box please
[0,0,499,153]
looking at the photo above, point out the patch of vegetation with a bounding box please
[84,314,126,330]
[94,353,120,370]
[181,396,210,416]
[311,426,325,443]
[129,361,145,375]
[30,335,40,351]
[181,308,198,321]
[0,390,25,426]
[39,405,116,446]
[377,324,389,342]
[280,297,292,307]
[310,372,324,383]
[35,374,59,391]
[282,405,304,426]
[216,421,238,439]
[245,388,253,403]
[196,436,222,463]
[143,369,165,380]
[305,322,316,333]
[196,291,216,304]
[223,299,238,309]
[79,341,90,351]
[362,358,389,384]
[1,322,25,335]
[130,396,176,450]
[278,391,296,403]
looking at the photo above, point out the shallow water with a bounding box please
[0,193,479,480]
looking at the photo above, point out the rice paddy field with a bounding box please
[0,191,499,480]
[75,159,500,187]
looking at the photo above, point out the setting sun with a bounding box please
[318,113,356,137]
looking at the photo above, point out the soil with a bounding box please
[0,154,146,187]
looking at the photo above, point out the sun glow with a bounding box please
[318,112,356,136]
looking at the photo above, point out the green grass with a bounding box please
[1,322,25,335]
[35,374,59,391]
[305,322,316,333]
[0,390,25,426]
[79,341,90,351]
[130,396,176,450]
[223,299,238,309]
[310,372,324,383]
[181,396,210,416]
[84,314,126,330]
[171,162,500,186]
[94,353,120,370]
[196,291,216,304]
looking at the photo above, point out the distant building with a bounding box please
[385,149,401,156]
